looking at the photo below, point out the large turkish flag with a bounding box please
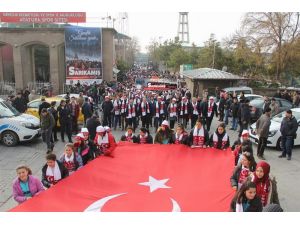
[10,142,235,212]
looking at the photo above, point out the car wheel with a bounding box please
[1,131,19,147]
[276,137,282,151]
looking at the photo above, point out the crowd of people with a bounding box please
[11,68,298,212]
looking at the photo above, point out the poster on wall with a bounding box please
[65,26,102,85]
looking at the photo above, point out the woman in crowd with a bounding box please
[209,123,230,150]
[172,124,189,146]
[136,127,153,144]
[73,133,91,165]
[42,153,69,188]
[230,181,263,212]
[94,126,117,157]
[250,161,280,207]
[189,119,209,148]
[59,143,83,175]
[154,120,174,144]
[233,143,253,166]
[230,152,257,191]
[120,127,138,143]
[12,165,44,204]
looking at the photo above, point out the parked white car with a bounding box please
[0,98,41,146]
[249,108,300,149]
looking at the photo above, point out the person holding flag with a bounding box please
[154,120,174,144]
[172,124,189,146]
[189,119,209,148]
[94,126,117,157]
[59,143,83,175]
[209,123,230,150]
[41,153,69,188]
[136,127,153,144]
[120,127,138,143]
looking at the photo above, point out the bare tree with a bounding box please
[242,12,300,80]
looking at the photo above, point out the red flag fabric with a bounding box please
[10,142,235,212]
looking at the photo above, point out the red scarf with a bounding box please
[141,102,150,116]
[208,101,214,117]
[63,161,76,172]
[253,161,271,206]
[192,127,205,147]
[155,101,164,117]
[213,132,228,149]
[238,166,250,187]
[192,102,198,115]
[140,134,148,144]
[121,99,127,113]
[180,102,188,115]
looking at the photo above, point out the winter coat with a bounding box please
[102,100,114,115]
[38,101,51,115]
[256,114,271,138]
[230,195,263,212]
[12,175,44,204]
[12,97,27,113]
[136,134,153,144]
[57,105,72,124]
[240,104,251,124]
[230,164,256,188]
[40,112,55,131]
[59,152,83,173]
[280,116,298,137]
[188,128,210,146]
[154,128,174,144]
[171,132,190,146]
[209,131,230,150]
[230,102,240,118]
[81,102,93,118]
[120,134,138,143]
[86,116,101,140]
[41,160,69,188]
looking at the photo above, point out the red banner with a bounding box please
[10,143,235,212]
[0,12,86,23]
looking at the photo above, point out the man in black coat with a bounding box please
[57,100,73,143]
[81,97,93,126]
[38,96,51,115]
[239,99,251,137]
[86,114,101,141]
[12,92,27,113]
[101,96,114,127]
[279,110,298,160]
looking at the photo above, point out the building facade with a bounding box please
[0,27,130,94]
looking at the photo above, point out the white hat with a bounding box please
[104,126,111,132]
[75,133,84,139]
[172,98,176,101]
[162,120,169,127]
[209,96,214,100]
[182,96,186,99]
[96,126,105,133]
[157,96,162,99]
[241,130,249,137]
[81,128,89,133]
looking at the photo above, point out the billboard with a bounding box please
[0,12,86,23]
[65,26,102,85]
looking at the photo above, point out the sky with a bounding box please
[1,0,299,53]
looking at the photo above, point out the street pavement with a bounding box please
[0,117,299,212]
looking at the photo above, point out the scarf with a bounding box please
[169,103,177,117]
[113,100,120,115]
[141,101,150,116]
[192,127,205,147]
[127,103,136,118]
[121,99,127,113]
[125,131,133,142]
[180,102,188,116]
[155,101,164,117]
[46,161,61,185]
[252,161,271,206]
[208,101,214,117]
[140,133,148,144]
[175,132,183,144]
[96,133,110,152]
[213,132,228,149]
[192,102,199,115]
[63,153,76,173]
[238,166,250,189]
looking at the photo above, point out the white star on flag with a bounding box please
[139,176,171,193]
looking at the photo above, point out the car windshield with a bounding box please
[0,101,21,118]
[272,111,300,123]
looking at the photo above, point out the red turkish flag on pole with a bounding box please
[10,143,235,212]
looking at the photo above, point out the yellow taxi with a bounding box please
[25,96,84,126]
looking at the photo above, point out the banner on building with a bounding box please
[65,26,102,85]
[0,12,86,23]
